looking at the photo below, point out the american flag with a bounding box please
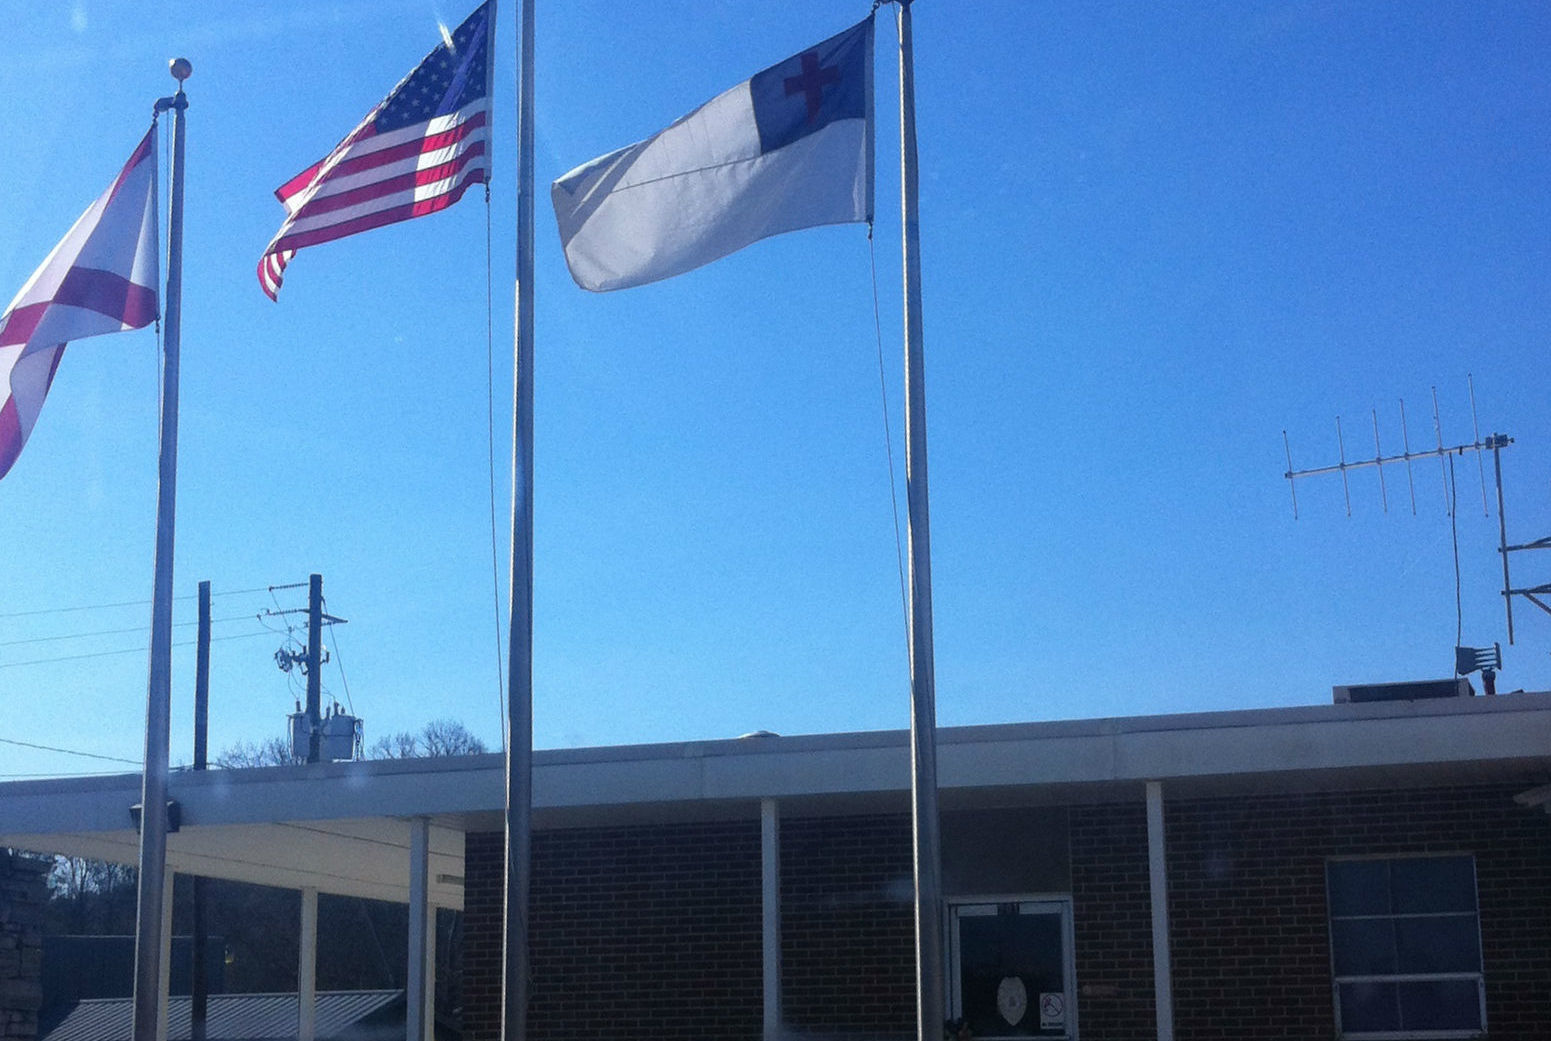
[258,1,494,300]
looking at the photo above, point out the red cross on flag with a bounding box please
[553,16,874,292]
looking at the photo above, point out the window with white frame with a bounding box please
[1326,854,1485,1038]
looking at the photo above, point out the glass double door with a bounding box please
[949,899,1076,1041]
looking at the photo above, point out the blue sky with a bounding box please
[2,0,1549,779]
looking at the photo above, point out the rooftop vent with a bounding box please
[1333,678,1474,704]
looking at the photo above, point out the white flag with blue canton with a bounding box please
[552,17,874,292]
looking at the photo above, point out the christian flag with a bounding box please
[258,0,494,300]
[0,130,159,481]
[553,17,874,292]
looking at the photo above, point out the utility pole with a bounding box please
[268,575,344,762]
[306,572,323,764]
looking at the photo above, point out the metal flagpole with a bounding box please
[131,57,191,1041]
[503,0,535,1038]
[895,5,945,1040]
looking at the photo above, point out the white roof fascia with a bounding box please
[1,694,1548,835]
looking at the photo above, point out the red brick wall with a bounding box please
[779,815,915,1039]
[1069,802,1158,1041]
[1164,792,1334,1039]
[466,815,918,1041]
[461,831,502,1041]
[464,822,763,1041]
[1164,783,1551,1041]
[464,781,1551,1041]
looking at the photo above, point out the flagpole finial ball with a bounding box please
[169,58,192,82]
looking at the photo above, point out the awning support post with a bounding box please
[299,887,318,1041]
[761,798,782,1041]
[408,818,431,1041]
[157,872,173,1041]
[1146,781,1175,1041]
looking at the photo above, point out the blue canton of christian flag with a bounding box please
[553,17,873,292]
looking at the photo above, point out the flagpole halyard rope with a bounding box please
[869,223,912,665]
[485,183,508,752]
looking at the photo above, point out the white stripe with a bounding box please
[277,99,488,206]
[278,160,487,240]
[265,152,485,250]
[259,250,292,297]
[298,128,488,205]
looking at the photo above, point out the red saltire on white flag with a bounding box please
[0,129,159,480]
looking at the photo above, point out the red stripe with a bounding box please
[275,124,378,204]
[257,251,289,301]
[285,145,486,223]
[275,159,325,204]
[272,171,484,253]
[257,259,278,301]
[261,106,490,299]
[314,114,486,186]
[274,112,485,205]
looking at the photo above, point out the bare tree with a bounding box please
[45,856,138,933]
[213,736,294,769]
[369,729,422,760]
[368,718,487,760]
[417,718,488,757]
[214,719,486,768]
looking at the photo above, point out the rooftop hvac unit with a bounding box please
[1332,677,1474,704]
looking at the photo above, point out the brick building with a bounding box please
[3,689,1550,1041]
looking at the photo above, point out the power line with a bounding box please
[0,585,279,621]
[323,612,355,715]
[0,769,139,779]
[0,629,273,671]
[0,735,142,766]
[0,615,257,649]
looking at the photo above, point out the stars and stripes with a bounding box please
[258,1,494,300]
[0,129,159,481]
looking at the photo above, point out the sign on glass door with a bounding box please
[949,899,1076,1041]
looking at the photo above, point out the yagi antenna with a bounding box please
[1280,376,1551,646]
[1282,380,1502,520]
